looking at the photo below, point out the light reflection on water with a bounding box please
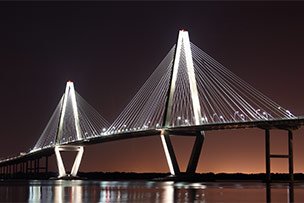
[0,180,303,202]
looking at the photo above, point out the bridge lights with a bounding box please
[255,109,262,119]
[201,116,208,123]
[240,114,245,121]
[286,110,294,118]
[110,127,116,134]
[121,125,126,131]
[263,112,269,120]
[212,113,220,122]
[177,116,182,126]
[185,119,189,125]
[233,111,239,121]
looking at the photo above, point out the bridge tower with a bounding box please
[161,30,205,175]
[54,81,84,178]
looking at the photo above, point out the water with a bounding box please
[0,180,303,202]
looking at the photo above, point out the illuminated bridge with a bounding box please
[0,30,303,182]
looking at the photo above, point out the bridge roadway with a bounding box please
[1,116,304,167]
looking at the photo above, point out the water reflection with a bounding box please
[28,180,83,203]
[266,182,295,203]
[22,180,304,202]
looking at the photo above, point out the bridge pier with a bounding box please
[265,129,294,182]
[160,130,180,175]
[160,130,205,176]
[55,145,84,178]
[25,160,29,174]
[29,160,33,173]
[265,129,270,182]
[13,164,16,176]
[35,159,39,173]
[46,156,49,173]
[288,130,294,182]
[187,131,205,174]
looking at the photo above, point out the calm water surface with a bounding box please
[0,180,303,202]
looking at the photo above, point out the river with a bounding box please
[0,180,303,202]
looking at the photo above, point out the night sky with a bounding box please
[1,1,304,173]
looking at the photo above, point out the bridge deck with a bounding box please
[1,117,304,166]
[169,117,304,133]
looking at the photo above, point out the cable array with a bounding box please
[105,40,296,131]
[33,97,62,150]
[191,42,295,124]
[33,35,297,150]
[76,92,110,139]
[33,90,110,150]
[105,46,175,134]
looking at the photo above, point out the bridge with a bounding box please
[0,30,303,181]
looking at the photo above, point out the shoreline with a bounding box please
[2,172,304,182]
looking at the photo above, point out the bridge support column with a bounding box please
[25,160,29,174]
[265,129,294,182]
[55,145,84,178]
[37,158,40,173]
[160,130,205,175]
[29,160,33,173]
[288,130,294,182]
[34,159,38,173]
[186,131,205,174]
[160,130,180,175]
[24,161,26,174]
[265,129,271,182]
[45,156,49,173]
[22,162,25,173]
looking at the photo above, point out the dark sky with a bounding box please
[0,1,304,173]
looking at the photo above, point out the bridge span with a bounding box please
[0,30,303,182]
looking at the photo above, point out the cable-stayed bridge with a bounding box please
[0,30,303,181]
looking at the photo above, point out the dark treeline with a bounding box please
[78,172,304,182]
[2,172,304,181]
